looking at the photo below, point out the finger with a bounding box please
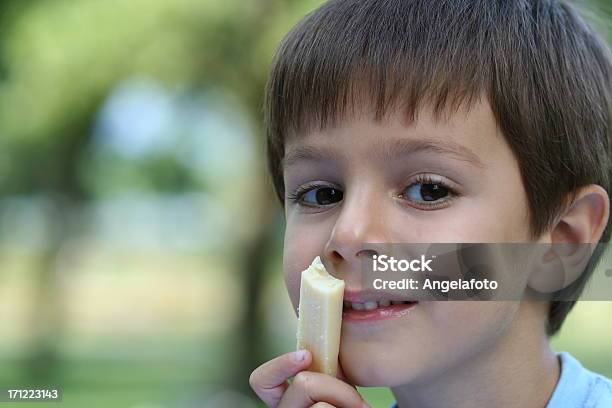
[311,403,336,408]
[279,371,367,408]
[250,350,312,407]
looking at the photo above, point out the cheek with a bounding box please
[471,169,531,240]
[426,196,531,242]
[472,196,531,240]
[434,301,518,328]
[282,216,330,310]
[427,301,520,362]
[339,301,521,387]
[283,234,303,311]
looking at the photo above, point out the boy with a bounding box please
[250,0,612,406]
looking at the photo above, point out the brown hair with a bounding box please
[264,0,612,335]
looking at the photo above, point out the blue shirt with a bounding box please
[389,352,612,407]
[547,352,612,407]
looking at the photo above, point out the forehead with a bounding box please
[284,100,505,168]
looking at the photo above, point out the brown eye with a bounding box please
[403,182,451,203]
[420,183,449,201]
[302,187,343,206]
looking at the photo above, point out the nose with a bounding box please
[323,186,388,274]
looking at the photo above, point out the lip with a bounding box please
[342,302,418,322]
[343,289,414,303]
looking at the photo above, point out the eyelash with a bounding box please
[287,175,459,210]
[286,182,336,207]
[398,174,458,210]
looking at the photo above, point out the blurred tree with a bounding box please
[0,0,329,395]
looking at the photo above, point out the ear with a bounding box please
[550,185,609,245]
[527,185,610,294]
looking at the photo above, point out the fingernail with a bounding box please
[362,402,370,408]
[293,350,307,363]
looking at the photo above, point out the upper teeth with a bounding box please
[343,300,413,310]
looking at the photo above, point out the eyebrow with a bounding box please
[282,145,345,168]
[283,137,486,169]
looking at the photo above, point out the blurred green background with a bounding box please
[0,0,610,407]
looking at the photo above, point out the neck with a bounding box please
[391,302,560,408]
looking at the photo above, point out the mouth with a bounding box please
[342,299,418,322]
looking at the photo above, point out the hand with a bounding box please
[249,349,369,408]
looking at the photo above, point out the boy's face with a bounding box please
[282,100,541,386]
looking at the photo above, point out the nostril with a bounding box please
[329,250,343,263]
[356,248,378,259]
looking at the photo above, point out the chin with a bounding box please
[339,342,419,387]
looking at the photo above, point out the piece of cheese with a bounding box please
[296,256,345,377]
